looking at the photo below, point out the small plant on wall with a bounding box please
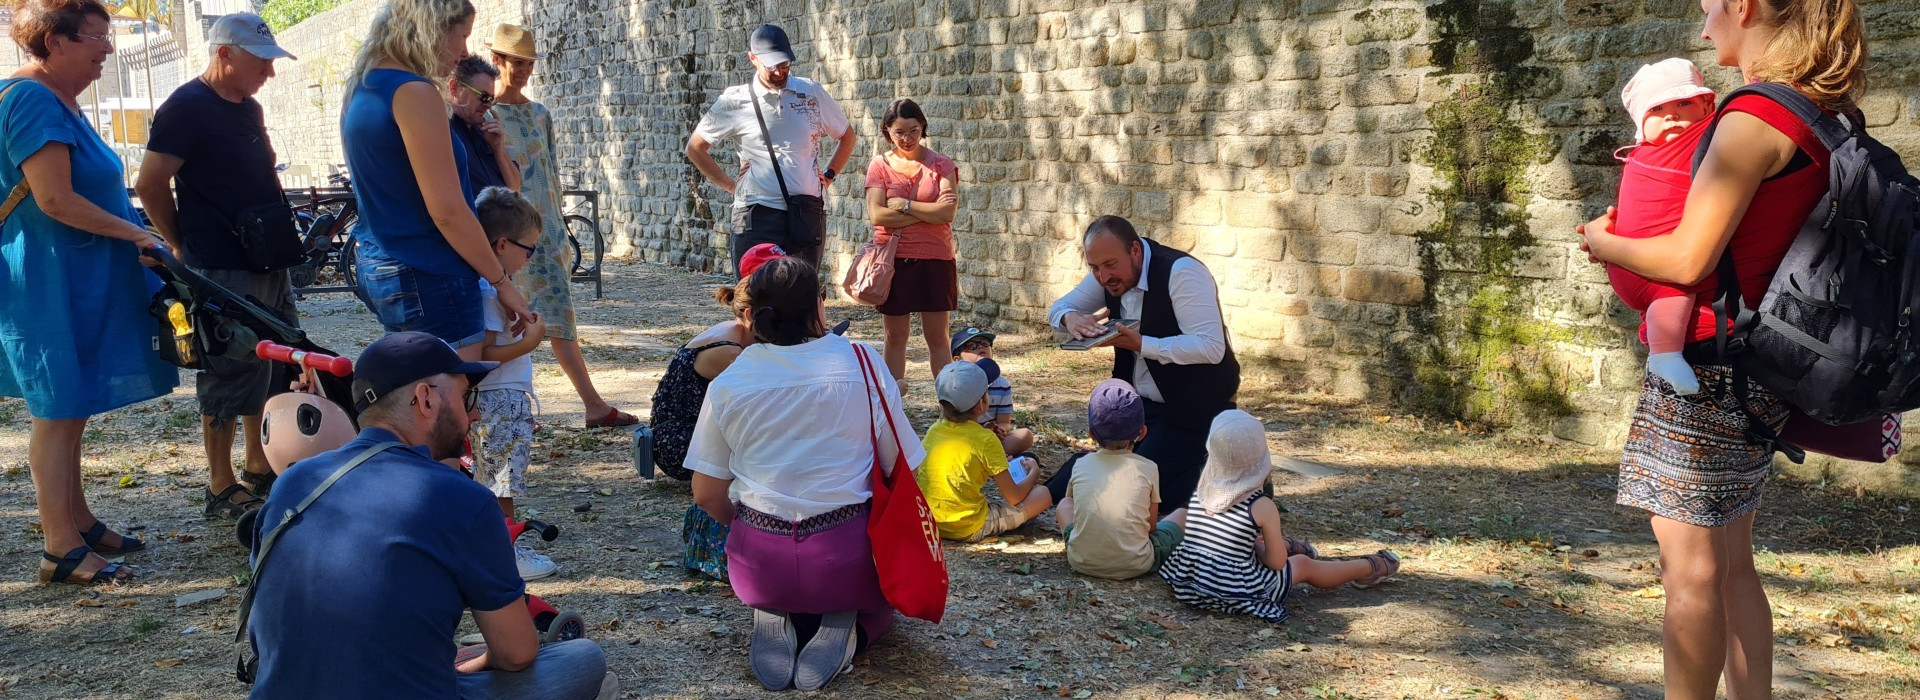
[260,0,345,32]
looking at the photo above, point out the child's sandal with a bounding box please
[1352,550,1400,589]
[1284,537,1318,559]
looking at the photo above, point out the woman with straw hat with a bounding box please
[486,23,636,429]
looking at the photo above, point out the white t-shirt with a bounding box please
[476,280,533,393]
[691,75,851,211]
[685,334,926,521]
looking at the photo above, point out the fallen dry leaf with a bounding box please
[153,658,185,668]
[113,599,138,608]
[1498,596,1524,608]
[74,598,103,607]
[1632,586,1666,599]
[1851,569,1869,584]
[981,639,998,649]
[1145,613,1186,631]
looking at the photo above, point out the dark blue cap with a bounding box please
[749,24,795,66]
[950,326,996,355]
[974,358,1001,384]
[350,332,497,411]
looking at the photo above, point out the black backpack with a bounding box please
[1689,82,1920,454]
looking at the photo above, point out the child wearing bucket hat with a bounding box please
[1606,57,1720,396]
[1158,411,1399,622]
[916,361,1052,541]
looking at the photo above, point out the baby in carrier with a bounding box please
[1608,57,1719,395]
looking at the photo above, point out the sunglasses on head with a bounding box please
[456,80,494,106]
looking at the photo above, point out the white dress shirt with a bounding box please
[691,75,851,211]
[1046,241,1229,404]
[685,333,926,521]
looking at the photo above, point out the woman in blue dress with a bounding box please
[343,0,532,358]
[2,0,180,584]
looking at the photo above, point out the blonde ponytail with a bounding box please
[1752,0,1868,112]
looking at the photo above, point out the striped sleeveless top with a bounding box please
[1158,492,1291,622]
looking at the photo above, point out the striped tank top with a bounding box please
[1158,492,1292,622]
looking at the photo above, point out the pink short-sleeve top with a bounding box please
[865,151,959,261]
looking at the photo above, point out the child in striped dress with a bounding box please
[1159,411,1400,622]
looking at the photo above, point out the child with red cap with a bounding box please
[1608,58,1719,395]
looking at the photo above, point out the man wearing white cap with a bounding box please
[685,23,856,276]
[136,12,302,521]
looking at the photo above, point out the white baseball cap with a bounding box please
[1621,57,1714,143]
[208,13,297,61]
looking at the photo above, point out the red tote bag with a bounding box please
[853,344,949,622]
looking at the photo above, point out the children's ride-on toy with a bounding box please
[508,517,587,644]
[237,342,358,551]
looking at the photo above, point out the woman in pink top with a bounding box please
[865,98,961,382]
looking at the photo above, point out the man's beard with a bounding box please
[761,70,788,89]
[426,410,467,461]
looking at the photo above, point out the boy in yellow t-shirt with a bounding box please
[917,361,1053,541]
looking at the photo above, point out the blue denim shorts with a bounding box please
[356,257,484,348]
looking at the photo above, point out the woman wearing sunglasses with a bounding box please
[446,54,520,193]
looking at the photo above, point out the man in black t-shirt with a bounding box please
[447,54,520,193]
[135,13,300,519]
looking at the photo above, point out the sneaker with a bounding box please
[793,610,857,691]
[750,608,798,691]
[515,544,557,581]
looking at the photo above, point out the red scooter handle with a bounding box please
[255,341,353,378]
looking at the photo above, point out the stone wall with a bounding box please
[241,0,1920,489]
[249,0,524,186]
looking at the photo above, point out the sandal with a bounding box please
[584,407,640,429]
[1352,550,1401,589]
[240,469,277,498]
[38,546,132,585]
[1285,537,1319,559]
[81,520,145,557]
[204,484,263,520]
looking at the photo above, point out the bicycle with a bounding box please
[288,171,362,302]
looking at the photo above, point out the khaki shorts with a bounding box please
[1063,520,1186,576]
[963,501,1031,543]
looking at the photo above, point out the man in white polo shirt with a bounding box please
[685,23,856,277]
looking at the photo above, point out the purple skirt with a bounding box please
[726,502,894,642]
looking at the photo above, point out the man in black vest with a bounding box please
[1046,216,1241,516]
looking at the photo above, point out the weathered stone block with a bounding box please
[1240,229,1288,262]
[1290,234,1357,265]
[1564,0,1638,27]
[1345,8,1420,45]
[1342,268,1426,306]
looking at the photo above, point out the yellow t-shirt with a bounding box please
[916,419,1010,539]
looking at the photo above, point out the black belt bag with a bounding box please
[229,200,304,273]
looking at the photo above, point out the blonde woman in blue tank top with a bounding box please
[342,0,531,359]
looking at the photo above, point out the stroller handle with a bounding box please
[256,341,353,377]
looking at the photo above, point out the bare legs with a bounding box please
[30,417,116,578]
[551,337,615,420]
[1651,512,1772,700]
[880,311,954,383]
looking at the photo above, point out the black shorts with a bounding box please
[731,203,824,276]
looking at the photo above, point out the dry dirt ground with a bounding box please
[1,260,1917,699]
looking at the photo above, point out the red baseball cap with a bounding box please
[739,243,786,278]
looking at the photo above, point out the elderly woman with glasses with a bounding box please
[2,0,181,584]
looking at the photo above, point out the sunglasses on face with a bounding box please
[505,238,537,256]
[456,80,494,106]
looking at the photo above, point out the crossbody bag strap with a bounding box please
[747,85,795,203]
[852,344,903,478]
[0,81,35,226]
[232,441,403,678]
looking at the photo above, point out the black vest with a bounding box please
[1104,239,1240,411]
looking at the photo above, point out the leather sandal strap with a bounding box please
[42,546,91,582]
[80,520,108,547]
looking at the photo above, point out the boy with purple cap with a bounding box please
[917,361,1052,541]
[1056,379,1187,579]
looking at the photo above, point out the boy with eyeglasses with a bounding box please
[950,327,1035,456]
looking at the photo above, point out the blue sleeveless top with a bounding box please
[342,69,474,277]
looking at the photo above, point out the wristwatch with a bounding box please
[822,168,837,181]
[897,199,910,213]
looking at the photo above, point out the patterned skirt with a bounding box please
[1616,364,1791,527]
[682,504,729,581]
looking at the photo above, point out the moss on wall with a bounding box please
[1405,0,1575,426]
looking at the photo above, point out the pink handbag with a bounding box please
[1780,410,1903,463]
[842,233,898,306]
